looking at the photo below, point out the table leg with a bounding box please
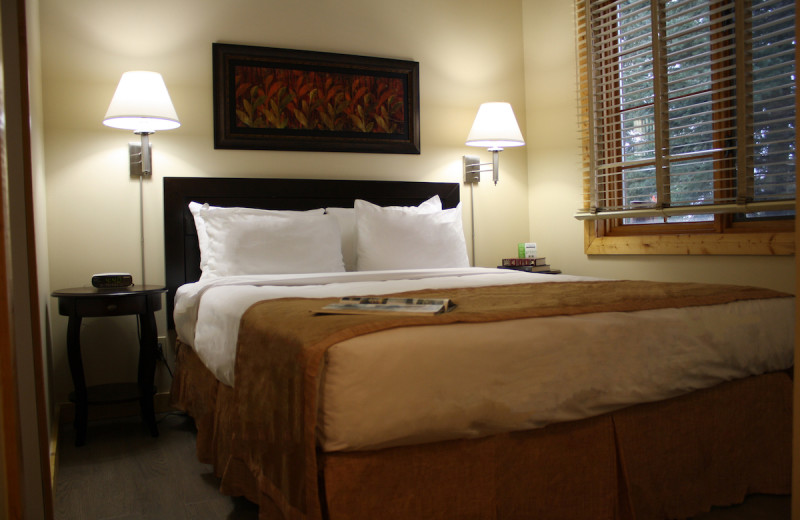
[138,310,159,437]
[65,315,87,446]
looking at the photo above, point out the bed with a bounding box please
[164,176,794,520]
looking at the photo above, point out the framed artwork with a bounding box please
[213,43,420,154]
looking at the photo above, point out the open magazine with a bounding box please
[315,296,456,316]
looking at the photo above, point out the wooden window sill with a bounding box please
[584,225,795,256]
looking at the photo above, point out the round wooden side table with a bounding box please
[52,285,167,446]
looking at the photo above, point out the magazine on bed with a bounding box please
[315,296,456,316]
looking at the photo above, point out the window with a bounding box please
[575,0,796,254]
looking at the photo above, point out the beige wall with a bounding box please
[40,0,530,404]
[39,0,797,407]
[521,0,795,293]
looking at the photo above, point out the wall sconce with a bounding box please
[103,71,180,284]
[103,71,181,176]
[464,102,525,185]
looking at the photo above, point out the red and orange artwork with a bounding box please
[233,66,406,134]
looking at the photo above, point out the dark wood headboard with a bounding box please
[163,177,460,329]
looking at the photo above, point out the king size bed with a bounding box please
[164,176,794,520]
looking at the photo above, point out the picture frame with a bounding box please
[213,43,420,154]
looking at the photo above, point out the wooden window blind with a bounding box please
[575,0,796,224]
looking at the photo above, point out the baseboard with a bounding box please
[50,406,60,488]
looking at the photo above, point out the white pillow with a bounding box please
[355,198,469,271]
[189,202,342,278]
[325,195,442,271]
[189,202,327,271]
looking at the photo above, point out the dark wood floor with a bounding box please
[54,413,790,520]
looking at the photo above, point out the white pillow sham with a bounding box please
[326,195,442,271]
[355,198,469,271]
[188,202,343,278]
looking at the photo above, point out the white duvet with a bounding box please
[174,267,794,452]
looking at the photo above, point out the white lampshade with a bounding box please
[465,102,524,149]
[103,71,180,133]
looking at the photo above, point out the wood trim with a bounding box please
[0,125,21,519]
[733,0,752,203]
[585,221,795,255]
[14,2,52,516]
[0,2,22,515]
[791,4,799,517]
[0,0,53,516]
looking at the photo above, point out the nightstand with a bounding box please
[52,285,167,446]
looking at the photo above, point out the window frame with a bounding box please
[577,0,795,255]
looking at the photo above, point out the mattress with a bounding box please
[173,267,794,452]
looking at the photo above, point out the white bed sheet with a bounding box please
[173,267,794,452]
[174,267,585,385]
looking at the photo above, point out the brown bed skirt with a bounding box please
[171,341,791,520]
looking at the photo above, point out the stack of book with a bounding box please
[499,257,556,273]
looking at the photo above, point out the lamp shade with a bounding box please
[103,71,181,133]
[465,102,524,149]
